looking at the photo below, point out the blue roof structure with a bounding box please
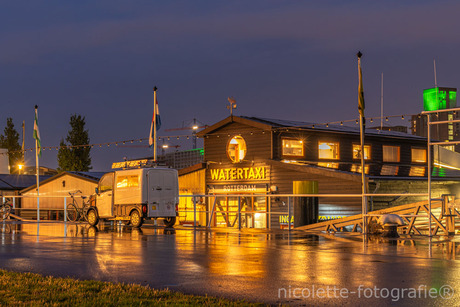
[0,174,52,191]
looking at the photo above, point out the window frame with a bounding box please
[411,147,427,163]
[281,138,305,158]
[318,141,340,160]
[227,135,247,163]
[382,145,400,162]
[352,144,371,160]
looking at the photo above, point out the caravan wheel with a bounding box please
[130,210,143,228]
[163,217,176,228]
[87,209,99,226]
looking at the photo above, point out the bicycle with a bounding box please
[66,191,91,222]
[0,198,12,221]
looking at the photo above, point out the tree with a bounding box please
[0,118,22,174]
[57,114,92,171]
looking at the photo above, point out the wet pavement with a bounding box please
[1,221,460,306]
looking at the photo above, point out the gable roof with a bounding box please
[20,171,107,194]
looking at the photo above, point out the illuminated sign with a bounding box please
[210,166,267,181]
[279,215,294,225]
[112,159,148,169]
[209,184,267,194]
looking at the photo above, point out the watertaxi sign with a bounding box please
[210,166,267,181]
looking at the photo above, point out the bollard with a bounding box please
[288,196,291,231]
[193,196,197,227]
[442,194,456,235]
[238,196,241,230]
[293,181,319,228]
[64,197,67,222]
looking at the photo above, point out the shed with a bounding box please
[20,172,106,219]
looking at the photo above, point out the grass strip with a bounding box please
[0,269,262,306]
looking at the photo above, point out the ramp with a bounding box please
[4,213,24,221]
[296,199,459,235]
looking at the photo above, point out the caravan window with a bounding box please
[116,175,139,188]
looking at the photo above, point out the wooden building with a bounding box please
[20,172,106,220]
[193,115,460,229]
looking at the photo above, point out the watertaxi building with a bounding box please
[185,115,460,229]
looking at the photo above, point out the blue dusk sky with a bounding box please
[1,1,460,171]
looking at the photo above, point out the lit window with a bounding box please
[411,148,426,163]
[351,164,370,174]
[227,136,247,163]
[409,167,425,176]
[352,145,371,160]
[318,142,339,159]
[317,162,339,169]
[381,165,399,176]
[116,175,139,188]
[383,146,400,162]
[282,139,304,156]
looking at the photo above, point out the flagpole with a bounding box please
[34,105,40,222]
[153,86,158,162]
[357,52,367,234]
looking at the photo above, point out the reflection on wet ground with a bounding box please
[1,221,460,306]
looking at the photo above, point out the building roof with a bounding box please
[0,174,52,191]
[197,115,424,140]
[20,171,107,194]
[242,116,424,140]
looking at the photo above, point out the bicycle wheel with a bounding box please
[0,204,11,221]
[66,203,79,222]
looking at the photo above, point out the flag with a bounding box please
[33,105,42,157]
[357,51,365,118]
[149,99,161,146]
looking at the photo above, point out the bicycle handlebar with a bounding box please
[68,190,83,196]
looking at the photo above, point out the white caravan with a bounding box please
[86,167,179,228]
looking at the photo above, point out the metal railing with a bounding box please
[1,192,437,233]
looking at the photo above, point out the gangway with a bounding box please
[296,199,460,235]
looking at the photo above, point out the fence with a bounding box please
[3,192,436,232]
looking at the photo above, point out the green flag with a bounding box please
[357,51,365,118]
[33,105,42,157]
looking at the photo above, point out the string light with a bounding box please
[0,112,439,156]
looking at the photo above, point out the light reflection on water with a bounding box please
[1,221,460,305]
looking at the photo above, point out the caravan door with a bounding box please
[147,169,177,218]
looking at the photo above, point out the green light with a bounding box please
[423,87,457,111]
[423,88,439,111]
[432,167,446,177]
